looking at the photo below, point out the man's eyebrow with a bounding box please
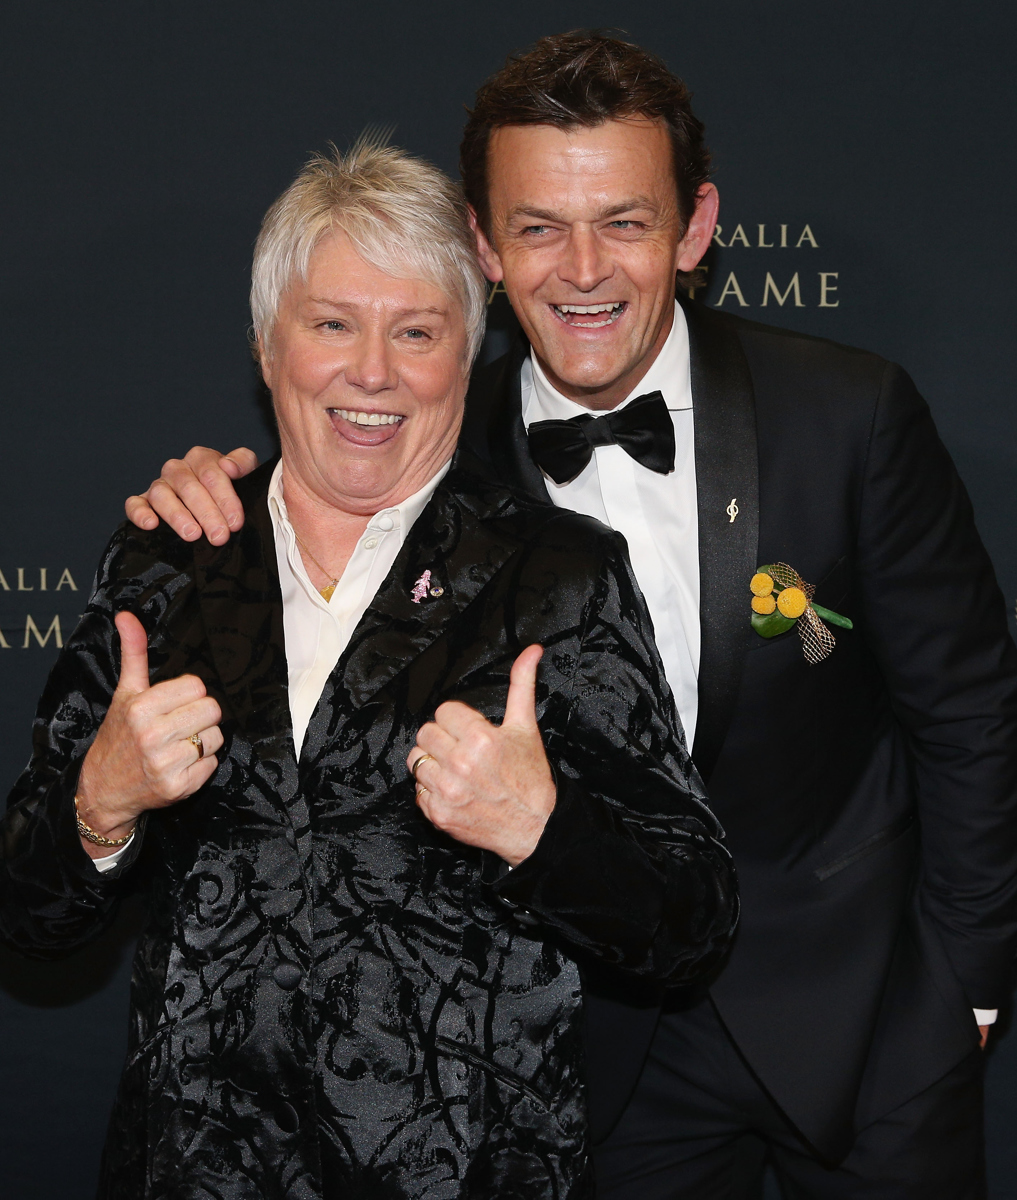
[506,197,658,224]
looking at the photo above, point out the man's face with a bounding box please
[262,232,468,515]
[475,119,716,411]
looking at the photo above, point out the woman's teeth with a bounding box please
[331,409,403,426]
[552,302,625,328]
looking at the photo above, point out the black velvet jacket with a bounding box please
[0,458,736,1199]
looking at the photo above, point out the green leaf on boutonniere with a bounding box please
[751,609,797,638]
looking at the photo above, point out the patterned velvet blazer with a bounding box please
[0,457,736,1200]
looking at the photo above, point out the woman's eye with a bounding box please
[403,328,428,340]
[321,320,345,332]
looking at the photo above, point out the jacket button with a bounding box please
[275,1102,300,1133]
[272,962,303,990]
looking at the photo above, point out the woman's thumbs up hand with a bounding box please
[406,645,556,867]
[74,611,223,858]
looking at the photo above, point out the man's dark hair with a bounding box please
[461,30,711,240]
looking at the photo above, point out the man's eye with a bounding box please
[523,225,551,236]
[609,220,637,230]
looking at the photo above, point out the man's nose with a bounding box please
[345,329,397,393]
[558,225,613,293]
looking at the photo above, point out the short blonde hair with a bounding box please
[250,137,487,363]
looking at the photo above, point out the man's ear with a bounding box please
[469,205,504,284]
[676,183,720,274]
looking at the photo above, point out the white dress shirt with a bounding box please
[521,300,700,747]
[94,457,450,872]
[268,459,450,752]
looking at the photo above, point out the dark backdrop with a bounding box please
[2,3,1015,1196]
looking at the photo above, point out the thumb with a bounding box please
[114,611,151,694]
[503,644,543,728]
[220,448,258,478]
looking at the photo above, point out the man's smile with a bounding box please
[550,301,627,328]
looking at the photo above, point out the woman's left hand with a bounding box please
[407,644,556,867]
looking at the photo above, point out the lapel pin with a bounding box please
[410,570,432,604]
[726,498,739,523]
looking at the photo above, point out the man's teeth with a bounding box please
[332,409,403,426]
[552,302,625,328]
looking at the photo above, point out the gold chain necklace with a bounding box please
[294,534,340,602]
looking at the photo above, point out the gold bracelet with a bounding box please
[74,796,135,848]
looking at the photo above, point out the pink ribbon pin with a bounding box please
[410,570,432,604]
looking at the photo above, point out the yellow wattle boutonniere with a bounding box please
[749,562,853,663]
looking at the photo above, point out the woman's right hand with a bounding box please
[74,612,223,859]
[124,446,258,546]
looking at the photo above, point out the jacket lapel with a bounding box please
[192,460,294,762]
[682,294,759,780]
[466,335,551,502]
[333,463,526,713]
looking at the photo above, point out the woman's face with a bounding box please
[263,232,469,515]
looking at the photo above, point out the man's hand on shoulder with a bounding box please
[125,446,258,546]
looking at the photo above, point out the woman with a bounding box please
[1,140,736,1199]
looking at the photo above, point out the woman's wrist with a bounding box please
[75,755,140,838]
[73,781,138,844]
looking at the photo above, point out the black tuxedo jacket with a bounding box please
[0,460,735,1198]
[460,293,1017,1159]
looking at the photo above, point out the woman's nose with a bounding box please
[344,331,398,393]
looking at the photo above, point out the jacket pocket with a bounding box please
[435,1035,551,1110]
[814,814,915,882]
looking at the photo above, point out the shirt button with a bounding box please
[376,515,395,531]
[363,537,378,550]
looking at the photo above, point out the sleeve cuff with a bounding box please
[91,835,135,874]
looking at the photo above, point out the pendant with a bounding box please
[320,581,338,603]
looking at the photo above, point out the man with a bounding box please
[126,32,1017,1199]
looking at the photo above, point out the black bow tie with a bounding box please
[526,391,676,485]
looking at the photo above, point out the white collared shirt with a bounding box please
[268,458,450,752]
[521,300,700,747]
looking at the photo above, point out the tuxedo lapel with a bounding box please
[468,308,759,779]
[334,467,526,712]
[479,335,551,502]
[683,295,760,780]
[192,461,293,763]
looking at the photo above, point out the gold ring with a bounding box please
[189,732,205,759]
[410,753,434,780]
